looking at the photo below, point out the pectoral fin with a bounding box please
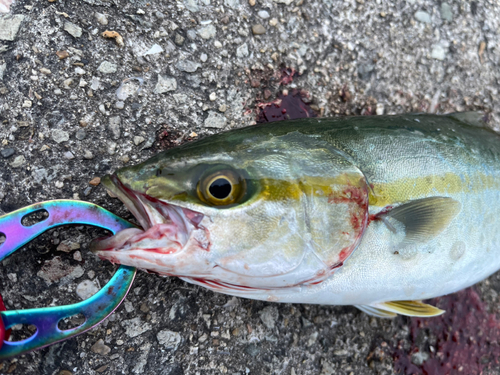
[380,197,461,244]
[362,300,445,317]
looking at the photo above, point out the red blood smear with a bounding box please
[279,66,296,85]
[393,288,500,375]
[0,294,11,344]
[257,89,317,123]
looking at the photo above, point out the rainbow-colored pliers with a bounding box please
[0,200,137,358]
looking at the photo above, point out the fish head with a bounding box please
[92,127,369,290]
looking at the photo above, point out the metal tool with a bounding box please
[0,200,137,359]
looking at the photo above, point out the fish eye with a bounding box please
[208,177,232,200]
[197,169,246,207]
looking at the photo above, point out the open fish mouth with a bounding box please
[90,175,207,274]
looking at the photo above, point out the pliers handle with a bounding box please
[0,200,137,359]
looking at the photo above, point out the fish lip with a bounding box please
[92,174,204,256]
[102,174,152,230]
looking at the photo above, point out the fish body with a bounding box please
[93,113,500,317]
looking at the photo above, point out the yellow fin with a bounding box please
[355,304,397,318]
[382,197,461,244]
[373,300,445,317]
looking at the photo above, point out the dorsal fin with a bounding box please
[447,112,489,128]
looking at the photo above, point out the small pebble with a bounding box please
[415,10,432,24]
[133,136,145,146]
[205,111,227,128]
[98,61,117,74]
[40,68,51,75]
[62,78,73,89]
[258,10,270,19]
[10,155,25,168]
[209,92,217,101]
[108,116,121,139]
[219,104,227,112]
[52,129,70,143]
[176,60,201,73]
[431,45,446,60]
[89,177,101,186]
[214,40,222,48]
[22,100,32,108]
[376,104,384,115]
[440,3,453,21]
[55,181,64,189]
[200,53,208,62]
[1,148,15,158]
[107,141,117,155]
[115,101,125,109]
[75,67,85,75]
[155,76,177,93]
[252,24,266,35]
[77,280,99,300]
[236,43,249,58]
[249,0,255,6]
[174,33,185,46]
[90,339,111,356]
[75,129,86,140]
[95,12,108,25]
[84,150,93,159]
[157,330,181,351]
[64,21,82,38]
[198,25,216,39]
[73,251,83,262]
[63,151,75,159]
[56,50,69,59]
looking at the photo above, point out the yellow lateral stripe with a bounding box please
[369,172,500,207]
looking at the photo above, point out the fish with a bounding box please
[91,112,500,318]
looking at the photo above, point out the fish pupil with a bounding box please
[209,178,232,199]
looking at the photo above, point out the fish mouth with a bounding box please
[91,175,206,272]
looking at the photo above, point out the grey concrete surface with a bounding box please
[1,0,500,374]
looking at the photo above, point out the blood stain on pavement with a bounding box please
[256,89,317,123]
[393,287,500,375]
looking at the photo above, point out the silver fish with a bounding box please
[92,112,499,317]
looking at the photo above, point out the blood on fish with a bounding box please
[350,213,361,231]
[368,205,394,224]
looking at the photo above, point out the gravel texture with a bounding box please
[1,0,500,374]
